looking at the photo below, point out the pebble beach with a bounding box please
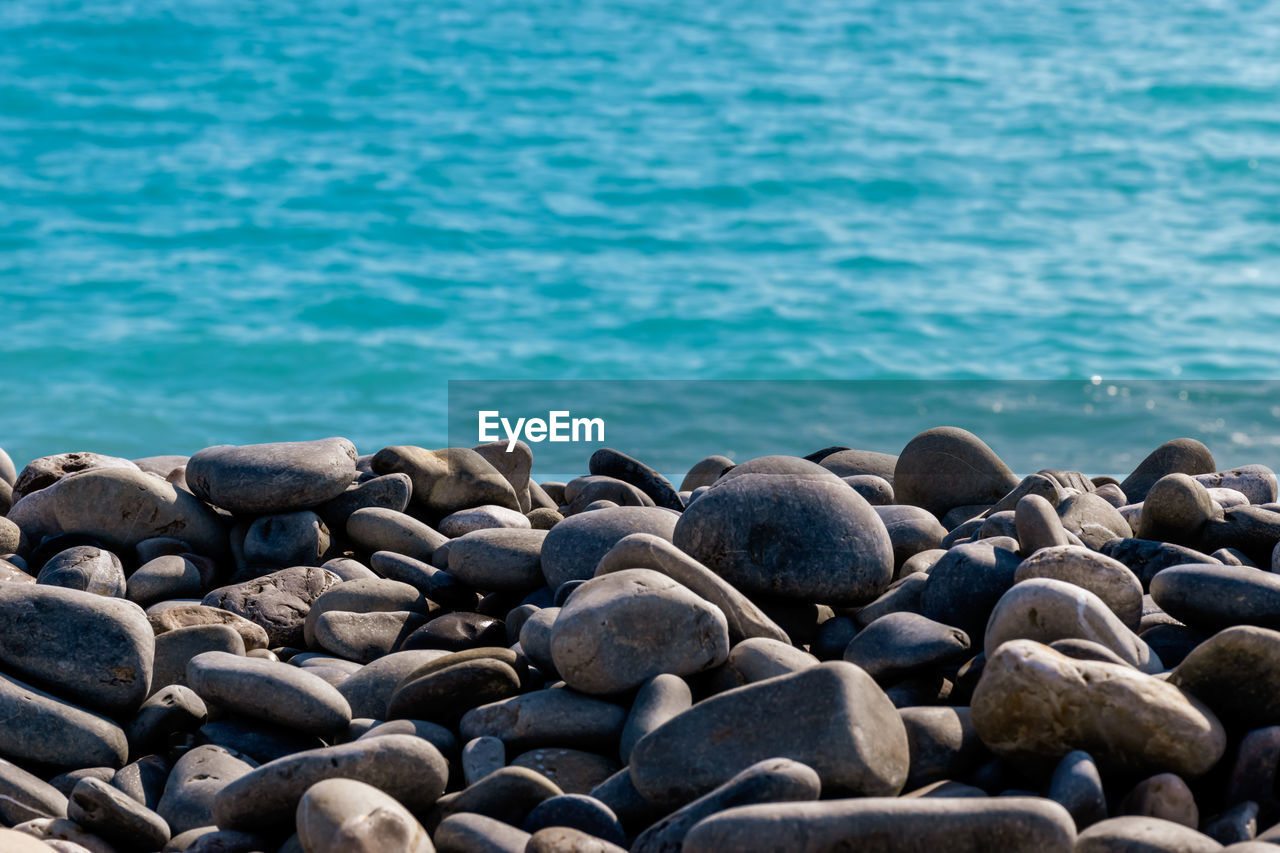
[0,428,1278,852]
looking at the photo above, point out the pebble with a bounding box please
[0,757,69,825]
[156,746,256,835]
[725,637,817,683]
[1015,493,1071,551]
[0,583,154,714]
[435,765,563,826]
[541,506,678,589]
[335,649,452,718]
[37,546,126,598]
[302,577,431,647]
[984,577,1162,673]
[682,796,1077,853]
[9,467,225,555]
[674,466,893,604]
[589,447,684,511]
[630,661,908,804]
[148,604,270,651]
[512,747,620,794]
[1170,625,1280,728]
[1120,438,1217,503]
[1139,473,1224,544]
[1075,816,1223,853]
[434,813,531,853]
[128,555,210,607]
[898,706,985,790]
[346,507,448,562]
[463,736,507,786]
[1196,465,1279,505]
[370,445,520,518]
[843,612,970,683]
[315,472,413,529]
[186,437,358,515]
[1048,750,1107,830]
[68,776,171,850]
[1119,772,1199,828]
[387,656,522,722]
[153,624,247,692]
[439,504,532,536]
[186,651,352,735]
[447,528,548,592]
[402,610,506,651]
[1013,544,1144,631]
[0,671,128,768]
[202,566,342,648]
[242,511,330,568]
[295,778,431,853]
[213,734,448,831]
[1057,491,1133,549]
[526,826,628,853]
[313,609,426,662]
[678,455,734,491]
[971,640,1224,776]
[550,569,729,695]
[919,540,1022,637]
[460,688,628,752]
[872,504,949,572]
[1153,563,1280,632]
[11,451,140,503]
[894,426,1021,518]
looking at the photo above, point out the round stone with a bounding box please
[1014,545,1144,631]
[186,437,358,515]
[550,569,729,695]
[439,505,531,537]
[242,511,330,568]
[541,506,678,589]
[157,745,257,836]
[893,427,1020,518]
[674,471,893,605]
[36,546,125,598]
[186,651,352,735]
[447,528,548,592]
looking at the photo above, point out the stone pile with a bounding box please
[0,430,1277,851]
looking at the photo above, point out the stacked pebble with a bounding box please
[0,430,1279,851]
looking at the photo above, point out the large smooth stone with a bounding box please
[68,776,170,850]
[1138,474,1223,544]
[1150,564,1280,631]
[296,778,432,853]
[631,758,820,853]
[1076,816,1222,853]
[682,796,1077,853]
[149,604,270,651]
[899,706,985,790]
[11,452,139,502]
[439,504,531,537]
[347,508,448,562]
[371,446,519,518]
[316,473,413,529]
[1170,625,1280,728]
[971,640,1225,777]
[893,427,1020,519]
[435,766,562,826]
[630,661,908,805]
[8,468,225,555]
[1121,439,1217,504]
[1014,546,1144,631]
[336,650,451,719]
[0,757,68,825]
[1048,750,1107,831]
[153,624,246,692]
[202,567,342,648]
[542,507,678,589]
[1057,493,1132,550]
[128,555,210,607]
[589,448,683,511]
[1196,465,1278,505]
[920,541,1021,637]
[511,747,619,795]
[1101,538,1221,588]
[0,583,153,715]
[186,438,358,515]
[388,657,522,723]
[679,456,734,492]
[36,546,126,598]
[434,813,531,853]
[243,511,330,568]
[0,671,128,768]
[303,577,432,648]
[315,610,426,663]
[674,471,893,605]
[447,529,548,592]
[461,688,628,752]
[157,745,256,835]
[550,569,729,695]
[596,533,788,644]
[187,652,352,735]
[985,578,1161,673]
[213,734,448,831]
[843,612,970,683]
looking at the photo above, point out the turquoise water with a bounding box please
[3,1,1280,472]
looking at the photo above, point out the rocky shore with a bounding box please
[0,428,1278,851]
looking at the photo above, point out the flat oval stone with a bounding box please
[355,719,457,756]
[1196,465,1278,505]
[461,688,628,752]
[843,612,970,683]
[447,528,549,592]
[550,569,729,695]
[631,758,820,853]
[301,577,430,648]
[127,555,209,607]
[242,511,330,568]
[296,778,431,853]
[1170,625,1280,728]
[336,649,453,719]
[894,427,1020,519]
[542,507,678,589]
[526,826,627,852]
[36,546,125,598]
[1076,816,1222,853]
[0,583,153,715]
[596,533,787,644]
[434,813,531,853]
[401,611,506,651]
[899,706,984,790]
[971,640,1224,777]
[436,765,563,826]
[1101,538,1221,587]
[463,736,506,787]
[314,610,427,663]
[186,438,358,515]
[1048,750,1107,831]
[512,748,620,795]
[148,604,270,651]
[156,745,256,836]
[8,468,225,556]
[316,473,413,529]
[589,447,683,510]
[985,578,1161,673]
[0,757,68,826]
[523,795,626,847]
[630,660,908,805]
[202,566,342,648]
[153,624,246,692]
[187,652,351,735]
[682,796,1076,853]
[1151,564,1280,631]
[387,658,522,722]
[213,734,448,831]
[0,671,128,768]
[371,445,520,518]
[439,504,531,537]
[1014,546,1144,631]
[347,508,448,562]
[68,776,170,851]
[675,472,893,605]
[845,475,894,506]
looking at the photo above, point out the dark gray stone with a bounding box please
[157,745,257,836]
[0,671,128,768]
[68,776,170,850]
[346,507,448,562]
[1139,473,1223,544]
[186,437,358,515]
[242,511,329,568]
[1170,625,1280,728]
[1151,563,1280,631]
[899,706,985,791]
[370,445,520,518]
[542,506,678,589]
[1121,438,1217,503]
[919,541,1021,638]
[153,624,246,692]
[894,427,1020,518]
[11,452,139,503]
[1076,816,1221,853]
[461,687,628,752]
[201,566,342,648]
[36,546,125,598]
[589,448,683,511]
[316,472,413,529]
[448,528,548,592]
[1048,750,1107,831]
[186,651,352,735]
[0,757,68,826]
